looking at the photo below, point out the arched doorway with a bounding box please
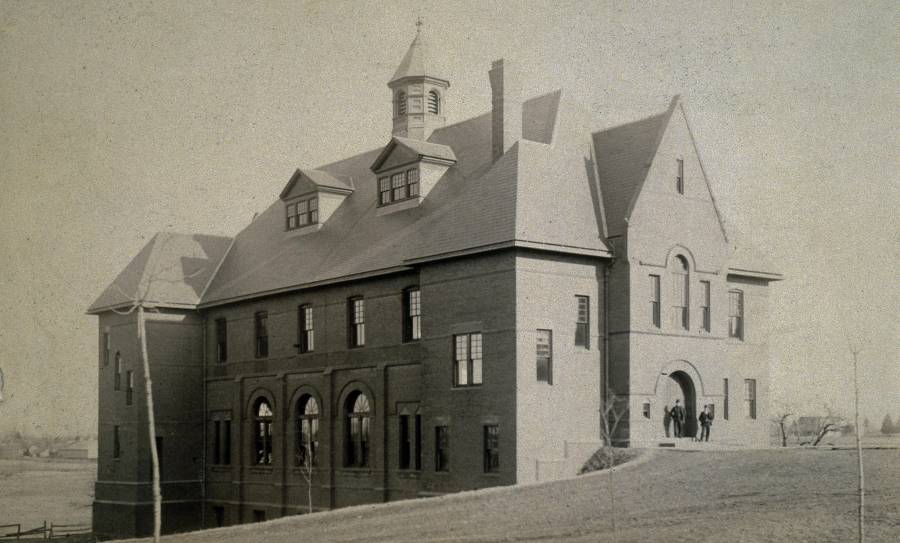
[661,371,697,438]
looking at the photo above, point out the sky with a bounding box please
[0,0,897,436]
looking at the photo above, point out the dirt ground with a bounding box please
[0,458,95,532]
[120,448,899,543]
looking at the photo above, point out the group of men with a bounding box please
[664,400,714,441]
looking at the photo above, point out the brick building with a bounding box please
[87,30,781,538]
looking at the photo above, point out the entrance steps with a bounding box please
[654,438,745,450]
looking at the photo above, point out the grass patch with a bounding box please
[579,447,641,474]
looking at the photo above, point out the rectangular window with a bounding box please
[483,425,499,473]
[286,196,319,230]
[113,426,121,459]
[723,378,730,420]
[650,275,661,328]
[213,506,225,527]
[254,311,268,358]
[299,305,314,353]
[155,436,164,480]
[414,414,422,471]
[575,296,590,348]
[700,280,711,333]
[102,332,110,367]
[744,379,757,419]
[453,333,483,387]
[213,420,221,465]
[125,371,133,406]
[308,197,318,224]
[114,354,122,391]
[399,415,411,470]
[403,288,422,342]
[379,177,391,205]
[297,199,309,226]
[729,290,744,340]
[253,510,266,523]
[222,420,231,465]
[435,426,449,472]
[676,158,684,194]
[287,203,297,229]
[536,329,553,384]
[215,319,227,363]
[349,298,365,347]
[407,168,419,197]
[391,172,406,201]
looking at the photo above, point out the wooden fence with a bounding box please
[0,521,95,542]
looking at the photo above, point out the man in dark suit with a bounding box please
[671,399,686,438]
[699,404,714,442]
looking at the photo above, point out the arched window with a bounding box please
[296,395,319,467]
[345,391,371,467]
[253,398,274,465]
[397,91,407,116]
[671,256,689,330]
[427,90,440,114]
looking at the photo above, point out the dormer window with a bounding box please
[378,167,420,206]
[286,196,318,230]
[428,90,440,114]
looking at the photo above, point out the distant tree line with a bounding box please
[878,414,900,435]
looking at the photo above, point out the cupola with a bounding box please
[279,169,354,236]
[388,20,450,141]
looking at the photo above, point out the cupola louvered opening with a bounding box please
[428,90,439,114]
[397,91,407,115]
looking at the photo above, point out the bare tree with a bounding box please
[111,237,206,543]
[294,426,315,514]
[598,389,628,535]
[770,402,795,447]
[805,404,845,447]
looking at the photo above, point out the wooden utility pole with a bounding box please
[850,345,865,543]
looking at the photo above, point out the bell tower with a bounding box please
[388,20,449,141]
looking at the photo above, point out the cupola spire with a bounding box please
[388,21,450,141]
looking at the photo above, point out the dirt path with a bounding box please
[124,448,899,543]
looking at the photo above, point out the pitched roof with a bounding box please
[591,103,675,238]
[87,232,233,314]
[370,137,457,172]
[390,32,447,85]
[279,169,354,200]
[199,89,612,306]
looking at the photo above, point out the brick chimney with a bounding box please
[489,59,522,163]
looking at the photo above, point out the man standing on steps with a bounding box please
[699,404,714,442]
[671,399,686,438]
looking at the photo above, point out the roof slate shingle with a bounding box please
[87,232,233,313]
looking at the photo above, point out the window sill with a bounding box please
[284,223,322,238]
[249,466,274,474]
[376,196,423,216]
[337,468,373,477]
[210,465,232,472]
[395,470,421,479]
[451,385,483,390]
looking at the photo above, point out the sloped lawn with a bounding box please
[127,448,899,542]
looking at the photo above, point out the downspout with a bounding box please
[602,265,610,444]
[200,316,207,528]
